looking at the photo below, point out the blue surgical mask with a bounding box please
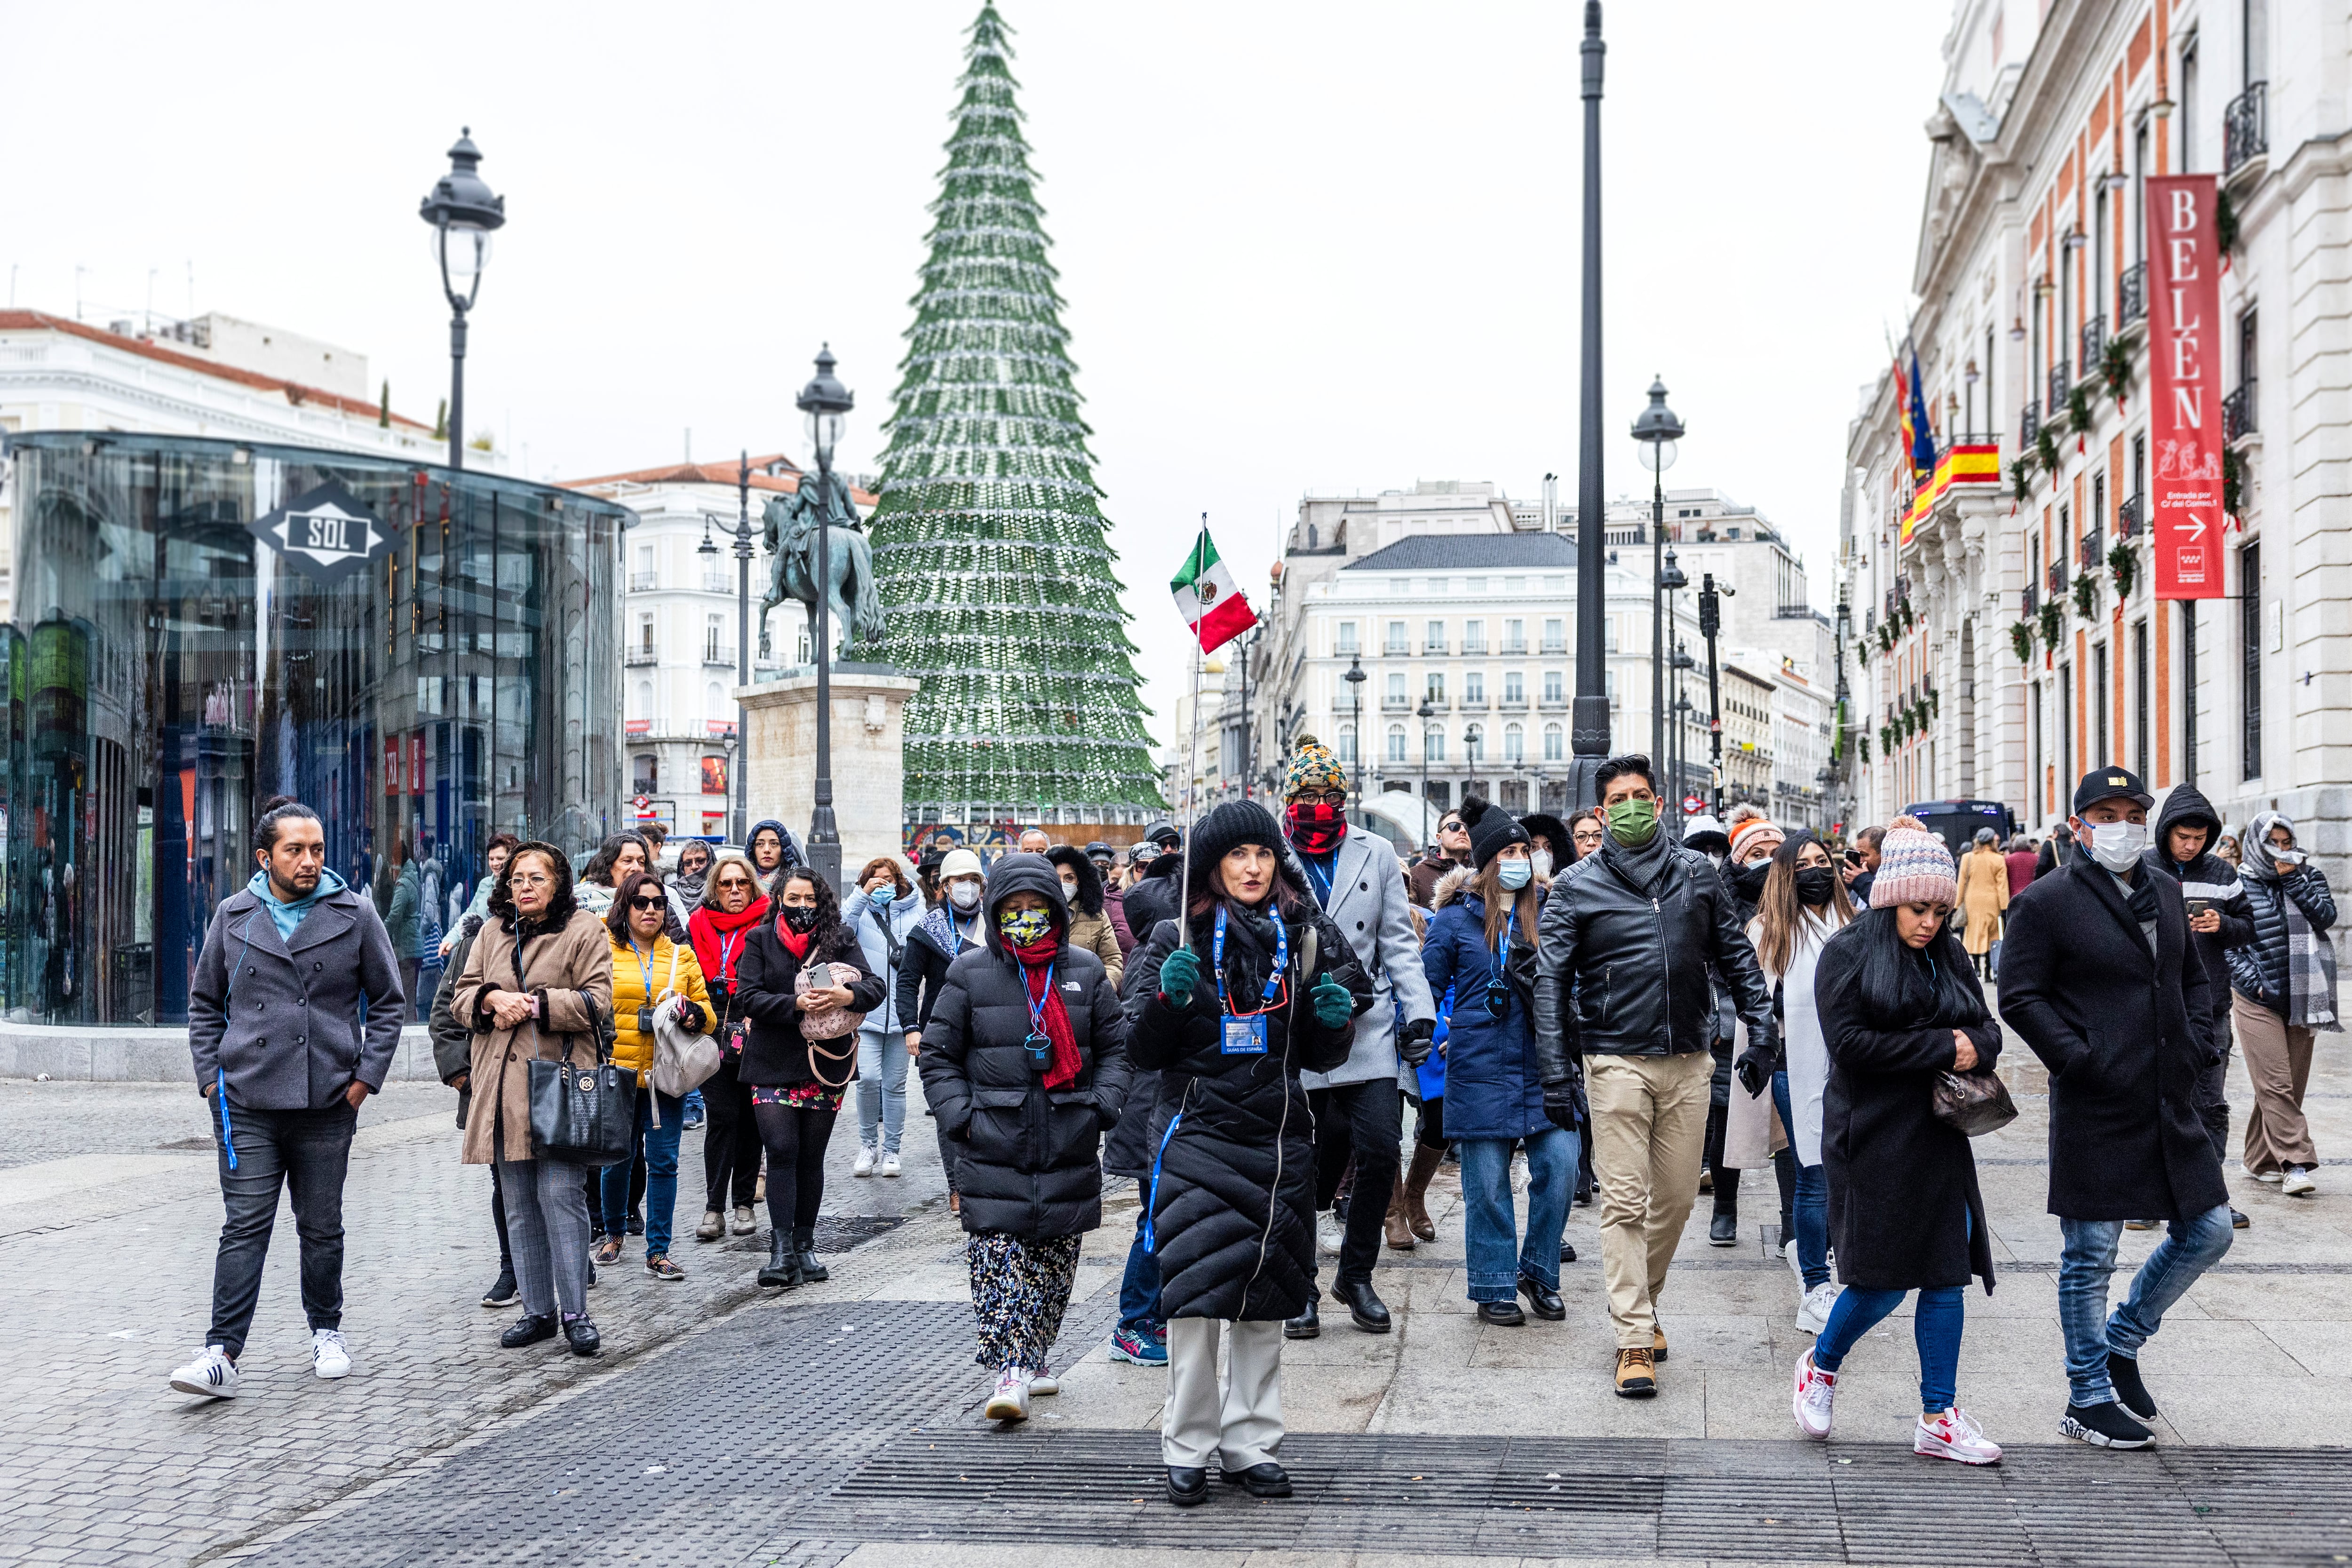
[1497,859,1533,891]
[869,886,895,908]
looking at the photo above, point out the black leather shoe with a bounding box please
[794,1226,830,1283]
[1560,1240,1578,1263]
[758,1229,802,1289]
[500,1312,558,1349]
[1166,1465,1210,1506]
[1708,1210,1738,1247]
[1333,1278,1391,1334]
[1477,1299,1526,1326]
[1222,1461,1292,1498]
[1517,1275,1566,1321]
[564,1316,601,1356]
[1283,1298,1320,1339]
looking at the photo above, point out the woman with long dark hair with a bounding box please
[735,865,883,1288]
[687,851,770,1241]
[1794,819,2003,1464]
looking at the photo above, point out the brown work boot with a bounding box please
[1652,1320,1669,1363]
[1403,1142,1443,1242]
[1614,1346,1658,1398]
[1383,1179,1416,1251]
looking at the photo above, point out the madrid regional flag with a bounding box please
[1170,525,1256,653]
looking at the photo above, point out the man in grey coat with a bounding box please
[1282,740,1436,1337]
[169,798,405,1401]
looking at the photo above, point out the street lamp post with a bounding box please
[795,345,854,893]
[1343,655,1367,819]
[1416,698,1434,842]
[1833,596,1853,834]
[698,452,762,846]
[1569,0,1610,811]
[1699,572,1729,816]
[1632,377,1685,772]
[417,129,505,471]
[1660,543,1688,807]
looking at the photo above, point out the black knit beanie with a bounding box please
[1187,799,1283,889]
[1460,796,1529,871]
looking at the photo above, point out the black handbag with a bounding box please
[1931,1067,2018,1137]
[521,938,632,1166]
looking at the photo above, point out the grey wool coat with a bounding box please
[1295,828,1435,1090]
[188,880,407,1109]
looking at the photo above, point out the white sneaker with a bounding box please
[853,1145,877,1178]
[2256,1169,2285,1184]
[170,1345,239,1400]
[1784,1237,1803,1285]
[984,1365,1031,1422]
[1796,1281,1842,1334]
[1028,1361,1060,1395]
[881,1149,902,1178]
[1792,1348,1836,1439]
[311,1328,350,1380]
[2282,1165,2317,1196]
[1915,1405,2002,1465]
[1318,1213,1344,1256]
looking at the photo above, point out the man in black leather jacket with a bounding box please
[1533,755,1776,1398]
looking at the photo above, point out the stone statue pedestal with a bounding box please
[736,663,920,878]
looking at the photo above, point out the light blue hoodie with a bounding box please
[248,867,348,944]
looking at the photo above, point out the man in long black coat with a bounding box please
[1998,766,2233,1451]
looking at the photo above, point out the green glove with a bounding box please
[1158,947,1200,1007]
[1311,975,1353,1029]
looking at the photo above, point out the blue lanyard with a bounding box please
[1025,960,1056,1036]
[717,931,743,980]
[1212,904,1287,1016]
[1493,906,1516,966]
[1302,854,1333,907]
[630,937,658,1003]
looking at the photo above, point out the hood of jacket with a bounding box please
[2154,782,2225,852]
[747,818,803,874]
[980,852,1070,958]
[1431,864,1478,910]
[1045,844,1105,916]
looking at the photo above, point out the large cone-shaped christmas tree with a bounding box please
[865,4,1163,821]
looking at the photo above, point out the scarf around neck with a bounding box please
[1600,820,1674,893]
[247,867,345,943]
[1009,932,1081,1090]
[689,896,771,989]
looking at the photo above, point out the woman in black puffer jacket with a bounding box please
[1123,800,1371,1506]
[920,853,1130,1424]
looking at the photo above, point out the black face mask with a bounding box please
[780,903,820,933]
[1731,860,1772,899]
[1794,867,1837,907]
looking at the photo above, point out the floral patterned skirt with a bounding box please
[967,1231,1082,1372]
[749,1082,844,1112]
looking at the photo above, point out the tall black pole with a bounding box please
[734,452,753,848]
[1348,661,1364,818]
[1701,573,1724,817]
[447,307,467,471]
[1570,1,1610,809]
[1650,465,1664,765]
[809,461,841,891]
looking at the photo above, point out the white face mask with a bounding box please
[947,880,982,910]
[2088,820,2150,874]
[1529,849,1554,879]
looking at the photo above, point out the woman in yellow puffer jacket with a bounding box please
[595,870,715,1280]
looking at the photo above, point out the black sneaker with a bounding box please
[1707,1210,1738,1247]
[2107,1353,2159,1422]
[2059,1401,2154,1449]
[480,1268,519,1309]
[2231,1207,2251,1230]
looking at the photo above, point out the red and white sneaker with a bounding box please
[1915,1406,2002,1465]
[1027,1360,1060,1396]
[1792,1349,1836,1439]
[983,1365,1030,1423]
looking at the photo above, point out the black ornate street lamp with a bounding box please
[698,451,760,846]
[1633,377,1685,772]
[1343,654,1367,819]
[1569,0,1611,810]
[1416,698,1435,839]
[418,129,505,471]
[796,345,854,891]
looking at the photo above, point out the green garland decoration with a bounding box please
[864,5,1162,815]
[2066,381,2096,440]
[2100,332,2135,410]
[1859,733,1871,766]
[2072,570,2099,621]
[2217,187,2241,255]
[2224,446,2245,519]
[2010,454,2036,504]
[2037,597,2065,649]
[2036,422,2063,483]
[2108,539,2137,599]
[2010,621,2034,662]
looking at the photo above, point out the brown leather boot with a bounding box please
[1403,1141,1443,1242]
[1383,1178,1415,1251]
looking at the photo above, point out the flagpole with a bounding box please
[1179,517,1206,938]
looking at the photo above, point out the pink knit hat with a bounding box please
[1868,815,1958,909]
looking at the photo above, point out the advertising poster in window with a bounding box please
[701,756,728,796]
[2144,174,2225,599]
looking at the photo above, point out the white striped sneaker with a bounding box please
[169,1345,238,1400]
[311,1328,350,1380]
[1792,1349,1836,1439]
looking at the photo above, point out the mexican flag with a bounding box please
[1170,526,1256,653]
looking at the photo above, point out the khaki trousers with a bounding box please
[2235,992,2319,1173]
[1587,1051,1714,1348]
[1162,1317,1285,1469]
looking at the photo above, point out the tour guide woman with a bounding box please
[919,853,1131,1424]
[1124,800,1372,1507]
[1793,818,2005,1464]
[735,865,885,1288]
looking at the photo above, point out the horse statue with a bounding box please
[760,470,887,661]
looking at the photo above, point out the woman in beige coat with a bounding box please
[453,842,615,1355]
[1954,828,2011,979]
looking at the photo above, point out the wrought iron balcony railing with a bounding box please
[2225,81,2269,176]
[2021,401,2041,447]
[2049,360,2071,411]
[2224,381,2257,442]
[2081,316,2106,370]
[2120,262,2146,328]
[2118,492,2145,537]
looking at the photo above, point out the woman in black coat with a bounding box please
[919,853,1130,1424]
[1123,800,1371,1506]
[1794,820,2003,1465]
[735,866,884,1289]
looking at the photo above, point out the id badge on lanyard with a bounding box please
[1213,905,1283,1055]
[1222,1015,1268,1055]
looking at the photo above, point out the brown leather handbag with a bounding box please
[1931,1067,2018,1137]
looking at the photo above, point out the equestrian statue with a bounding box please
[760,469,886,661]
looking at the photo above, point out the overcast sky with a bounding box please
[5,0,1949,748]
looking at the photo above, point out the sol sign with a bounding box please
[2143,174,2225,600]
[248,479,395,584]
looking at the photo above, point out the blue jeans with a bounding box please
[1118,1199,1163,1335]
[1812,1284,1964,1414]
[2058,1205,2234,1406]
[598,1090,684,1257]
[1771,1070,1829,1290]
[855,1027,909,1153]
[207,1099,358,1357]
[1458,1125,1577,1303]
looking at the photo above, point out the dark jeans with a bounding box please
[207,1098,358,1357]
[1310,1077,1402,1290]
[490,1161,513,1271]
[1814,1285,1965,1414]
[1413,1095,1446,1150]
[754,1099,840,1239]
[1771,1070,1829,1289]
[701,1053,761,1212]
[599,1090,684,1256]
[1118,1198,1163,1334]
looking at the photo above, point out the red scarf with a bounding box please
[688,896,771,989]
[776,915,815,962]
[1011,933,1081,1090]
[1286,800,1348,856]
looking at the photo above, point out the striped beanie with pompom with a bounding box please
[1868,815,1959,909]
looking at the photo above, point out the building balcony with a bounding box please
[1383,641,1411,657]
[2118,492,2145,537]
[1420,695,1453,713]
[1497,696,1530,713]
[2119,262,2146,328]
[702,570,732,594]
[2224,381,2257,443]
[1500,639,1528,655]
[1423,639,1448,655]
[626,650,659,667]
[703,652,738,668]
[1537,693,1570,711]
[2023,583,2040,616]
[1462,641,1488,656]
[1539,639,1567,655]
[630,572,659,592]
[2047,559,2068,596]
[2021,401,2041,448]
[2079,531,2102,573]
[2049,360,2070,412]
[2080,315,2106,370]
[1381,695,1414,713]
[2225,81,2268,180]
[1458,694,1491,713]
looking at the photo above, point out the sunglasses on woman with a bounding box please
[628,895,666,912]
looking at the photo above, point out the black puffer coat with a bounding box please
[734,916,884,1088]
[1122,860,1182,948]
[2226,828,2336,1017]
[2141,783,2257,1036]
[1124,876,1372,1322]
[919,855,1131,1239]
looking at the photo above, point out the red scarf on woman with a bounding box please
[1010,933,1081,1090]
[688,896,771,989]
[776,917,814,962]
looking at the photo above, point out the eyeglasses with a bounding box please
[715,876,752,890]
[510,873,552,888]
[628,896,666,912]
[1572,828,1605,844]
[1297,789,1347,807]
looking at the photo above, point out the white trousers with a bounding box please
[1161,1317,1285,1469]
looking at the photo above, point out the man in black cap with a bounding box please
[1089,841,1136,956]
[1121,821,1185,945]
[1999,766,2233,1450]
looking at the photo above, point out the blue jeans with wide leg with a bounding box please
[1458,1125,1577,1304]
[2058,1205,2234,1406]
[599,1090,685,1258]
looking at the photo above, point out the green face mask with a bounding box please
[1605,797,1659,847]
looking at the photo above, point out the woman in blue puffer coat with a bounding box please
[1420,797,1575,1327]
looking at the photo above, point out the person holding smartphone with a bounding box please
[2225,812,2338,1201]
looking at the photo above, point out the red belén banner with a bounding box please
[2144,174,2225,599]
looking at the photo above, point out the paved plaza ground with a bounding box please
[7,1030,2351,1566]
